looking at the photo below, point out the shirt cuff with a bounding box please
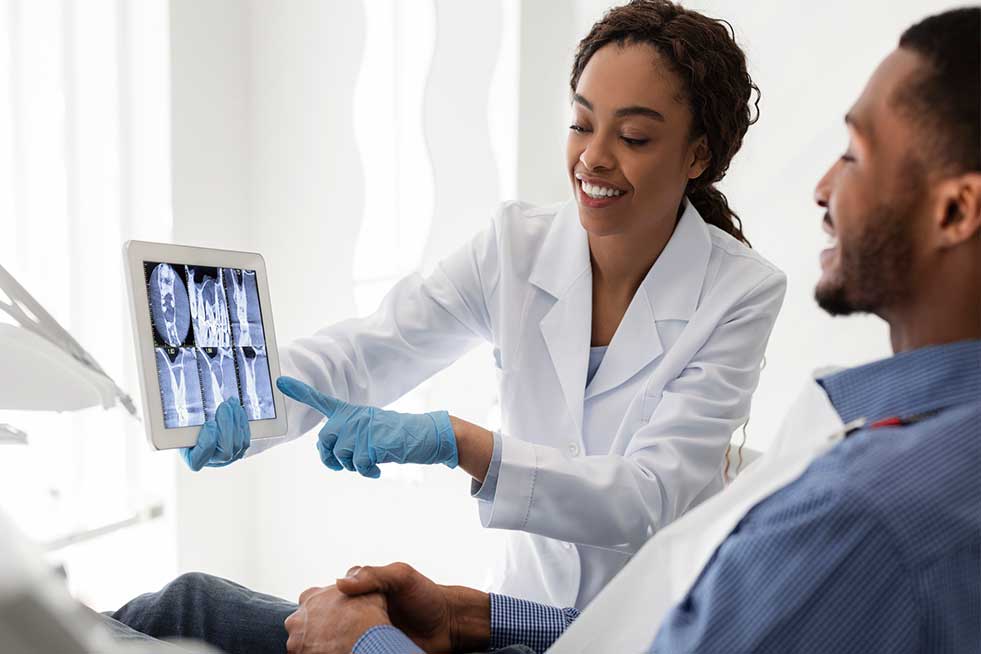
[470,430,503,501]
[489,593,581,654]
[352,625,424,654]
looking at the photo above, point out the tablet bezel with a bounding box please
[124,240,288,450]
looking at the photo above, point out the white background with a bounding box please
[0,0,960,611]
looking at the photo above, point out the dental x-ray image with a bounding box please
[148,263,191,347]
[225,268,266,347]
[155,347,205,427]
[187,266,232,347]
[235,346,275,420]
[144,261,276,429]
[196,346,240,422]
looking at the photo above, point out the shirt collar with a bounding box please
[529,198,711,321]
[818,339,981,424]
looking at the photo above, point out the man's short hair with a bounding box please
[897,7,981,174]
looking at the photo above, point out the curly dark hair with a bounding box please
[571,0,760,245]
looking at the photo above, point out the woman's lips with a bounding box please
[577,182,626,209]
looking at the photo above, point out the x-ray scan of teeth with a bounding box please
[196,347,239,421]
[225,268,266,347]
[156,347,205,428]
[235,345,275,420]
[145,260,276,428]
[149,263,191,347]
[186,266,232,348]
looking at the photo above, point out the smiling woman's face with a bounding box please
[567,42,708,238]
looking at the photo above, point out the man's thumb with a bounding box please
[336,565,379,595]
[336,562,411,596]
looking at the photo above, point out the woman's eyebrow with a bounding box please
[573,93,593,110]
[614,105,665,122]
[572,93,664,122]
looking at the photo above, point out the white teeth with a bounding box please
[580,179,623,199]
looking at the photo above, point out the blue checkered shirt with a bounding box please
[355,340,981,654]
[651,339,981,653]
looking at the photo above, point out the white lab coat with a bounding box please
[256,199,786,609]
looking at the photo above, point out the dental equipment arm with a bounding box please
[0,262,136,415]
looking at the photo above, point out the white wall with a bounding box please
[169,0,257,584]
[166,0,962,601]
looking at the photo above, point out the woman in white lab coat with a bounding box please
[186,0,785,610]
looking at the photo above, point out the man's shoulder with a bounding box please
[834,401,981,564]
[747,400,979,560]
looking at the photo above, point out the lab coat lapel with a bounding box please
[583,288,663,401]
[530,202,592,435]
[584,202,711,400]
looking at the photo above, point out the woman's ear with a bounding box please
[687,135,711,180]
[934,172,981,249]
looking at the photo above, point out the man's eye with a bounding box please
[622,136,649,146]
[840,153,856,163]
[569,124,590,133]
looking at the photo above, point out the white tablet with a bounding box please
[124,241,288,450]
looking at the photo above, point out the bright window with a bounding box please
[0,0,174,610]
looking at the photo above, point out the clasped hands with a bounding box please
[284,562,490,654]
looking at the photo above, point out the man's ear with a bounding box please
[687,136,711,181]
[934,172,981,249]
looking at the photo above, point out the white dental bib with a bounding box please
[548,372,854,653]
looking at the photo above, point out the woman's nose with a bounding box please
[579,137,615,172]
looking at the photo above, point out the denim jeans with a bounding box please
[106,572,293,653]
[106,572,536,654]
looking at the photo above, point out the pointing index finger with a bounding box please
[276,376,342,418]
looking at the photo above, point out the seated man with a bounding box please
[105,7,980,654]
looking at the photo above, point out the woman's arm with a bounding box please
[451,417,495,483]
[246,220,501,458]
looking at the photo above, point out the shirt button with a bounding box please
[563,542,573,550]
[568,443,580,456]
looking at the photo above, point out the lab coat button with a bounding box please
[568,442,580,456]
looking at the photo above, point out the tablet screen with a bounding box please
[143,262,276,428]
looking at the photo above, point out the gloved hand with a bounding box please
[276,376,458,478]
[180,398,251,471]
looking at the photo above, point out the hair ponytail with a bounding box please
[687,184,750,246]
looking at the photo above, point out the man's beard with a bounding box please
[815,202,916,317]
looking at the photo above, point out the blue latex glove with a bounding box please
[180,398,251,471]
[276,376,458,478]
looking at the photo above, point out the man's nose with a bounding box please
[814,161,839,208]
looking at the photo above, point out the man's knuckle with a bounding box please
[392,561,413,574]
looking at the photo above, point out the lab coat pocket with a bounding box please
[638,319,687,421]
[638,372,669,424]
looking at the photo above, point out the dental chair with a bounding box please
[0,262,215,654]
